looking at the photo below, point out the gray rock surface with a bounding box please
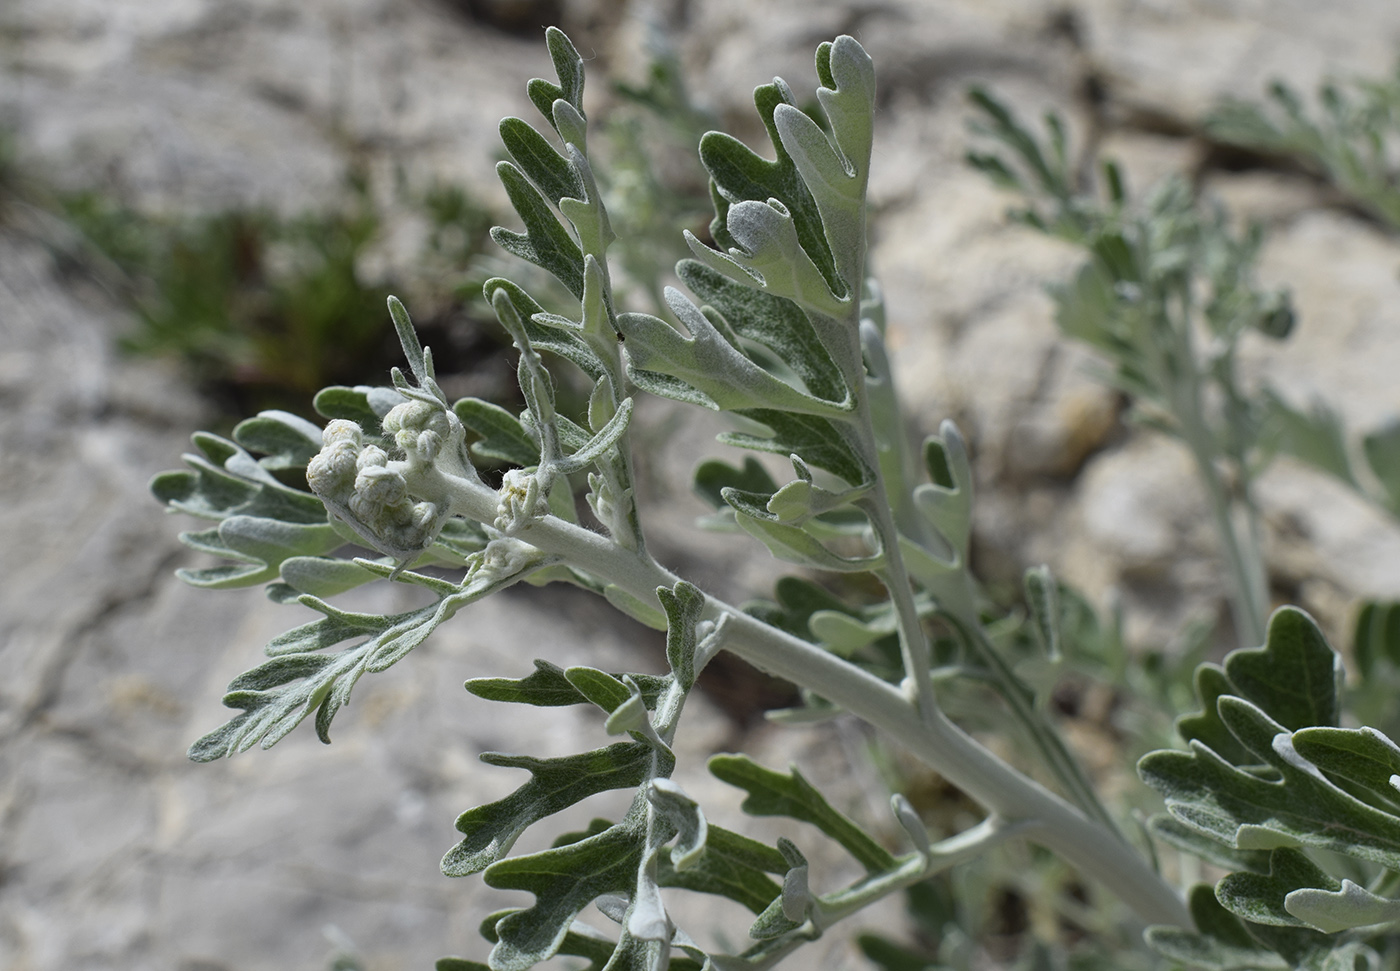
[4,0,1400,968]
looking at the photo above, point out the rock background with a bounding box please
[2,0,1400,968]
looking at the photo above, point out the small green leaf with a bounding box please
[693,456,780,511]
[658,581,706,693]
[1353,599,1400,678]
[232,410,323,470]
[723,409,870,487]
[466,660,671,710]
[442,743,653,878]
[1023,565,1060,661]
[1224,607,1340,732]
[1145,884,1289,971]
[565,667,633,716]
[314,386,380,425]
[499,116,582,207]
[1215,848,1338,928]
[454,397,540,467]
[485,810,660,970]
[657,824,785,914]
[709,754,896,874]
[493,161,586,299]
[1291,726,1400,803]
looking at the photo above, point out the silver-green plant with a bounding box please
[154,28,1400,970]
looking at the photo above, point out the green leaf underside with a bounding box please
[454,397,540,466]
[700,81,843,298]
[678,259,846,402]
[1215,848,1338,928]
[1145,884,1289,971]
[153,436,327,526]
[710,754,896,874]
[442,743,654,877]
[723,409,870,487]
[465,659,670,709]
[493,161,585,299]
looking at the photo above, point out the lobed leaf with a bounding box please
[442,743,654,878]
[709,754,896,874]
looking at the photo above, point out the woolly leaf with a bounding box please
[466,660,671,710]
[500,116,583,207]
[441,743,653,878]
[454,397,540,467]
[722,408,870,487]
[657,825,785,914]
[677,259,847,403]
[232,410,323,471]
[493,161,586,299]
[1145,884,1289,971]
[1215,848,1338,927]
[617,291,852,416]
[699,80,841,297]
[709,754,896,874]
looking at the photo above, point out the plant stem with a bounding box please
[422,466,1190,928]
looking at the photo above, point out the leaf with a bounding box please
[314,385,381,425]
[699,79,841,297]
[657,824,785,914]
[152,434,327,525]
[1139,696,1400,870]
[1023,565,1061,661]
[708,754,896,874]
[724,487,883,573]
[500,116,583,207]
[276,555,378,598]
[485,808,663,971]
[1224,607,1340,732]
[466,660,671,709]
[1177,664,1255,765]
[1363,420,1400,512]
[441,743,654,878]
[912,422,973,562]
[1215,848,1338,927]
[771,34,875,287]
[1148,815,1270,874]
[454,397,540,467]
[483,278,606,379]
[1353,599,1400,679]
[677,259,847,403]
[722,408,871,487]
[555,397,634,475]
[564,667,633,717]
[493,161,586,299]
[1145,884,1289,971]
[647,778,707,871]
[1285,877,1400,933]
[232,410,323,470]
[189,562,540,760]
[174,515,343,589]
[1291,725,1400,804]
[1263,391,1357,488]
[693,456,780,512]
[687,200,848,318]
[617,290,851,416]
[658,581,706,693]
[528,27,586,133]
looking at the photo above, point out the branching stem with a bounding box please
[418,465,1190,929]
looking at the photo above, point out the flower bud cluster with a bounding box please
[381,400,452,467]
[307,419,444,555]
